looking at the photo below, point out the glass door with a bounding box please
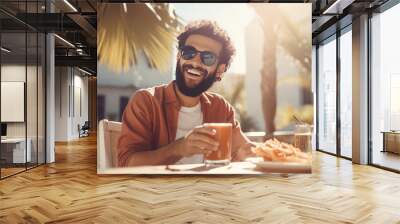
[1,30,28,178]
[0,0,47,179]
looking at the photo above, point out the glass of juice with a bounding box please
[203,123,232,166]
[294,124,313,165]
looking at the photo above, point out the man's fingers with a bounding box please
[192,140,219,150]
[191,140,219,152]
[193,126,217,136]
[190,133,219,146]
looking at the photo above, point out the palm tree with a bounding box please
[252,5,312,137]
[97,3,182,73]
[253,5,278,138]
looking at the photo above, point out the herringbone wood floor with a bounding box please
[1,135,400,224]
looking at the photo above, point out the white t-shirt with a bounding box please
[175,103,204,164]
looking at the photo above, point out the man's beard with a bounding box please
[175,61,216,97]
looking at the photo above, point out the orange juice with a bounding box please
[203,123,232,165]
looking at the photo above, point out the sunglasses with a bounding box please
[179,45,218,66]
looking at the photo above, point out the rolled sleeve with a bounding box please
[117,91,153,167]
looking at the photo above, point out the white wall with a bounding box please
[72,74,89,138]
[54,67,89,141]
[55,67,69,141]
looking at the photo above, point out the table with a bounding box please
[381,131,400,154]
[98,161,312,175]
[1,138,31,163]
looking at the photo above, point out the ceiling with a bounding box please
[0,0,97,74]
[0,0,394,75]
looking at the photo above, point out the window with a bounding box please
[370,3,400,171]
[339,27,352,158]
[119,96,130,121]
[317,36,337,154]
[97,95,106,122]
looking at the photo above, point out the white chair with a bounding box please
[97,119,122,172]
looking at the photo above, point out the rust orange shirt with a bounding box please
[117,81,247,167]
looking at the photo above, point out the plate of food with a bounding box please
[246,138,312,173]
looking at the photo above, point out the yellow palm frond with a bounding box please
[98,3,182,73]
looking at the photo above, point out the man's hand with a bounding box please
[233,142,257,161]
[174,125,219,157]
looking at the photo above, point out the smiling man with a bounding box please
[117,20,255,167]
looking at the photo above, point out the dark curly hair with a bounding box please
[177,20,235,71]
